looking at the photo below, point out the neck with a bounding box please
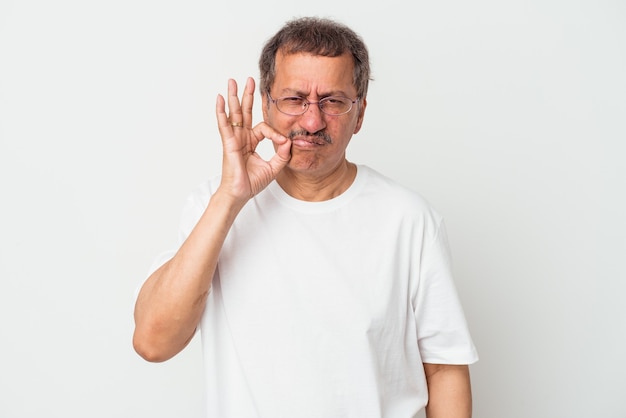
[276,160,357,202]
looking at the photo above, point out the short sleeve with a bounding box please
[142,177,218,281]
[413,220,479,364]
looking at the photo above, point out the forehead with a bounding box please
[272,51,356,96]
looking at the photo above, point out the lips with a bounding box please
[288,130,332,145]
[291,136,328,146]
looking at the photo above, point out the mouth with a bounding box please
[288,130,332,146]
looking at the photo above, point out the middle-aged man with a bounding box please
[134,16,479,418]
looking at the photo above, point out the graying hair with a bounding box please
[259,17,371,99]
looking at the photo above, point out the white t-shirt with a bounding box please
[160,165,478,418]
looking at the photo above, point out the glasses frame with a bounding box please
[267,93,359,116]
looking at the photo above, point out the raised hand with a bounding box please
[216,77,291,205]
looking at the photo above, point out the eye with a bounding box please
[281,97,305,104]
[323,97,343,104]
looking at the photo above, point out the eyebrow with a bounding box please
[278,88,352,98]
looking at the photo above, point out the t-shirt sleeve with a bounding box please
[145,179,216,278]
[413,219,479,365]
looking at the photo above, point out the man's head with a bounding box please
[259,17,371,100]
[259,17,370,179]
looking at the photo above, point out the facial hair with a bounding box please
[288,129,332,144]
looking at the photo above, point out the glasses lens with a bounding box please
[319,97,352,115]
[277,97,307,115]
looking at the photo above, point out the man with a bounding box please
[134,16,478,418]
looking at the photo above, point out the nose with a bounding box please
[298,102,326,134]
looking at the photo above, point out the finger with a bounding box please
[240,77,255,129]
[216,94,235,145]
[268,136,292,174]
[227,79,243,124]
[252,123,292,173]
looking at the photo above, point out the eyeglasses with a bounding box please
[267,93,359,116]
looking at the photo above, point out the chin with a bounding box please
[285,154,323,172]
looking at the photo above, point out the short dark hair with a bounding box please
[259,17,371,99]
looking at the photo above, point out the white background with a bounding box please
[1,0,625,417]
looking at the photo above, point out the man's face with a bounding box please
[262,51,366,177]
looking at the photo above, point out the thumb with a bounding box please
[267,135,292,175]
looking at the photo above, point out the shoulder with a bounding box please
[176,175,221,234]
[185,175,221,209]
[357,165,443,223]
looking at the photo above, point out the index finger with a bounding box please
[251,122,291,166]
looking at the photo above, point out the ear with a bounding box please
[353,98,367,134]
[261,92,270,121]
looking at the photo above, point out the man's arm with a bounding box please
[133,78,291,362]
[424,363,472,418]
[132,190,245,362]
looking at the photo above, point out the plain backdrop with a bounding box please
[1,0,625,417]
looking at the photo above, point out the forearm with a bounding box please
[424,364,472,418]
[133,191,245,362]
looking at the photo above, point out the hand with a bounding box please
[216,77,291,204]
